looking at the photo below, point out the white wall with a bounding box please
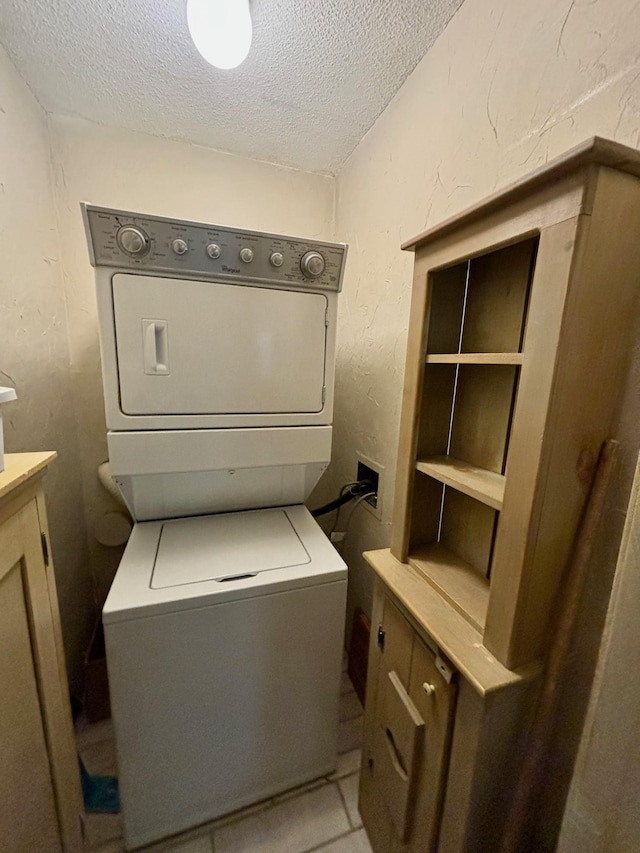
[328,0,640,845]
[0,45,93,691]
[47,115,336,600]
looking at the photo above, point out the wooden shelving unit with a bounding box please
[403,235,534,627]
[389,153,640,667]
[360,138,640,853]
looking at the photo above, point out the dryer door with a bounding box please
[112,274,327,415]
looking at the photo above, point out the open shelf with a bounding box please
[449,365,519,474]
[418,364,520,475]
[409,477,498,580]
[407,542,490,633]
[426,353,524,365]
[426,238,537,357]
[416,455,505,510]
[405,236,536,640]
[460,239,537,353]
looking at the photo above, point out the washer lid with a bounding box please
[103,504,347,624]
[151,509,310,588]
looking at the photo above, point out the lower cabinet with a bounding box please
[360,565,539,853]
[0,453,84,853]
[360,593,456,853]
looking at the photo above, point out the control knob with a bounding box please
[240,247,254,263]
[270,252,284,268]
[172,238,188,255]
[116,225,149,257]
[206,243,221,259]
[300,251,325,278]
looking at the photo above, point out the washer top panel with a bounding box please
[103,504,347,624]
[82,204,347,292]
[151,509,310,588]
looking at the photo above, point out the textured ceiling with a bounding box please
[0,0,464,173]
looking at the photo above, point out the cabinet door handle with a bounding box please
[40,531,49,567]
[384,726,409,781]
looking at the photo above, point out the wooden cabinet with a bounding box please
[360,591,457,852]
[0,453,84,853]
[360,138,640,851]
[360,560,538,853]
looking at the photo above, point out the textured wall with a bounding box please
[48,115,336,601]
[0,45,93,692]
[328,0,640,846]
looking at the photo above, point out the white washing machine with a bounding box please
[82,206,348,849]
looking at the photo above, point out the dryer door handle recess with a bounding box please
[143,319,170,375]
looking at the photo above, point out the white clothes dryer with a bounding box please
[82,206,349,850]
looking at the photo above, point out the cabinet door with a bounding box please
[361,593,457,853]
[0,501,63,853]
[404,637,457,852]
[361,593,415,853]
[379,597,415,687]
[375,670,425,840]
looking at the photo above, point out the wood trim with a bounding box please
[390,272,431,560]
[412,174,586,280]
[402,137,640,250]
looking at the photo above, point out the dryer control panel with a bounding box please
[82,205,347,292]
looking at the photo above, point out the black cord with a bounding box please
[310,480,375,518]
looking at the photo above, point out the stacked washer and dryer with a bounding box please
[82,205,349,850]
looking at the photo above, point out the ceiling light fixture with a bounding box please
[187,0,252,70]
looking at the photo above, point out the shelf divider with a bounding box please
[416,455,505,510]
[426,352,524,365]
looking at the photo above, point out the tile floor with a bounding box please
[77,659,371,853]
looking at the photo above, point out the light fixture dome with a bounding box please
[187,0,252,71]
